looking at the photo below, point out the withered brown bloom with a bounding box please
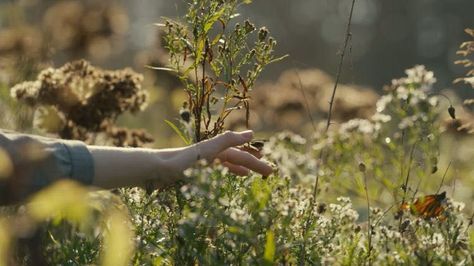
[11,60,152,146]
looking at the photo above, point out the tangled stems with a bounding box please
[160,0,283,143]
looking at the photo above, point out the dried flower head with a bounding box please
[11,60,152,146]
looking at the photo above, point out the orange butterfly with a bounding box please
[400,191,447,219]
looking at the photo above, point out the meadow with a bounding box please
[0,0,473,265]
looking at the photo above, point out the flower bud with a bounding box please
[258,27,268,41]
[448,105,456,119]
[179,108,191,123]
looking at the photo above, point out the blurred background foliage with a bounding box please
[0,0,473,146]
[0,0,474,264]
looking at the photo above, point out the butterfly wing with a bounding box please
[412,192,446,219]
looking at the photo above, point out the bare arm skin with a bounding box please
[89,130,273,189]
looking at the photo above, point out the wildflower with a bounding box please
[448,105,456,119]
[447,199,465,212]
[376,94,393,112]
[339,119,375,136]
[372,113,391,123]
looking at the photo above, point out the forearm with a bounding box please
[88,144,202,189]
[89,146,166,189]
[0,129,269,203]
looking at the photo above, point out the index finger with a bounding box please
[195,130,254,161]
[218,148,273,177]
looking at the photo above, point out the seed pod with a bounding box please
[317,203,327,214]
[448,105,456,119]
[401,184,407,192]
[431,156,438,173]
[244,20,255,33]
[250,140,265,151]
[400,220,410,232]
[179,108,191,123]
[258,27,268,41]
[354,225,361,233]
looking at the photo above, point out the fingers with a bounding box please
[239,145,263,159]
[222,162,250,176]
[197,130,254,160]
[218,148,273,177]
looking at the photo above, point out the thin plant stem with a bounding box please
[298,0,357,264]
[436,161,452,194]
[363,171,372,265]
[325,0,356,132]
[429,92,454,106]
[398,141,417,230]
[295,70,316,132]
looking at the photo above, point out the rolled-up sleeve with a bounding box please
[0,129,94,204]
[50,139,95,185]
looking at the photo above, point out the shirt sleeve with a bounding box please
[0,129,94,204]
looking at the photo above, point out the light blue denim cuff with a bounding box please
[53,140,95,185]
[1,130,95,202]
[37,139,94,185]
[63,140,94,185]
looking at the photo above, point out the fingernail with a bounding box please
[241,130,253,140]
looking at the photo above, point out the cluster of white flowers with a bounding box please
[404,65,437,90]
[265,132,315,181]
[376,94,393,113]
[390,65,437,92]
[419,232,445,252]
[328,197,359,222]
[446,199,466,213]
[338,118,378,137]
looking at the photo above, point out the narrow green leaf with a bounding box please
[263,230,275,265]
[211,33,223,46]
[145,66,178,72]
[164,120,190,145]
[203,7,226,33]
[269,54,289,64]
[195,37,205,64]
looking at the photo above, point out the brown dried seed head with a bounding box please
[448,105,456,120]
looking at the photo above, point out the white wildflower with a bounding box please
[396,86,409,100]
[376,94,393,112]
[372,113,391,123]
[432,233,444,246]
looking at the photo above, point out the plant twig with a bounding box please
[299,0,357,264]
[436,161,452,194]
[362,170,372,265]
[398,141,417,230]
[325,0,356,132]
[295,70,316,132]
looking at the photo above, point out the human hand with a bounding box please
[90,130,273,189]
[155,130,273,186]
[197,130,273,176]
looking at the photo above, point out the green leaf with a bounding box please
[269,54,289,64]
[211,33,223,46]
[251,179,271,210]
[263,229,275,265]
[164,120,190,145]
[145,66,178,72]
[203,7,226,34]
[195,37,205,64]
